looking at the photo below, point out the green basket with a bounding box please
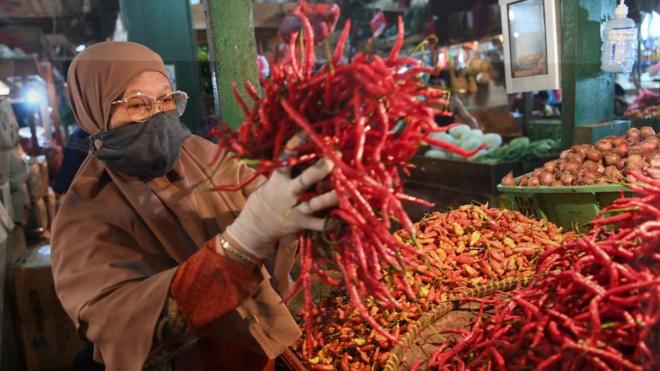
[525,119,561,142]
[498,180,631,231]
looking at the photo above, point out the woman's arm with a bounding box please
[144,236,263,369]
[451,96,480,129]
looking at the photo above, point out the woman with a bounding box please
[52,41,337,371]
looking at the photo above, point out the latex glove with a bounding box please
[224,157,337,260]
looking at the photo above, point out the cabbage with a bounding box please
[430,132,454,143]
[459,136,482,151]
[482,133,503,150]
[467,129,484,141]
[425,149,448,159]
[449,124,471,140]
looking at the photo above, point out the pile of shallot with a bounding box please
[502,126,659,187]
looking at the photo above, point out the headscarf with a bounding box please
[51,41,299,371]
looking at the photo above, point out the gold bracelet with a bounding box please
[217,235,259,266]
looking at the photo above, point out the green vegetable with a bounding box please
[449,124,471,140]
[473,137,561,164]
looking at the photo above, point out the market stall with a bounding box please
[201,1,658,370]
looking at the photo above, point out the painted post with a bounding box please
[561,0,617,146]
[204,0,260,129]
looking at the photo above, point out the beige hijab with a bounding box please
[51,41,300,371]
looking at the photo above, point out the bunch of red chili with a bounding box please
[211,9,484,351]
[292,205,567,368]
[423,172,659,370]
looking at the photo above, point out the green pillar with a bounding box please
[561,0,616,146]
[120,0,205,134]
[204,0,259,129]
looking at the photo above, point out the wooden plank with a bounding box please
[408,157,523,195]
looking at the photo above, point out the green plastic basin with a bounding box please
[497,180,632,231]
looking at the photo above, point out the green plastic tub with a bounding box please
[525,119,561,142]
[498,180,632,231]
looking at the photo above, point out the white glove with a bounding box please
[224,157,338,260]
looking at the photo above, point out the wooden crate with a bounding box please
[403,157,523,221]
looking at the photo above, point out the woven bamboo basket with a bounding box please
[282,275,534,371]
[382,275,534,371]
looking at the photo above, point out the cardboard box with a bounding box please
[18,317,83,371]
[0,149,10,184]
[32,197,48,231]
[27,161,44,201]
[14,245,84,371]
[46,188,56,227]
[0,181,14,229]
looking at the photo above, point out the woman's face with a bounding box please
[109,71,172,129]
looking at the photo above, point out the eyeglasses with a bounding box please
[111,90,189,122]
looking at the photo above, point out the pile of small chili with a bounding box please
[291,205,567,368]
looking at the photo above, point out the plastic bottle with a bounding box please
[601,0,638,73]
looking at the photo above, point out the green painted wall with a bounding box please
[561,0,616,147]
[205,0,259,129]
[120,0,205,134]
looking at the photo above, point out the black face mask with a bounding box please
[90,112,192,180]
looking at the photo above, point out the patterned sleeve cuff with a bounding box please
[170,238,262,332]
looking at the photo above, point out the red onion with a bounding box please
[639,138,658,154]
[586,149,602,162]
[611,136,627,147]
[582,160,599,172]
[604,166,621,180]
[539,171,554,186]
[551,180,563,186]
[527,176,540,187]
[651,153,660,168]
[640,126,655,139]
[616,158,626,170]
[543,161,557,173]
[629,145,644,155]
[604,153,621,167]
[563,160,581,173]
[501,171,516,186]
[519,176,529,186]
[573,145,590,158]
[627,132,641,145]
[625,154,645,171]
[614,142,629,157]
[628,127,641,136]
[560,173,574,186]
[559,150,571,160]
[595,139,613,153]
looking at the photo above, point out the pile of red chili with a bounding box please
[291,205,567,369]
[212,9,484,349]
[423,172,660,370]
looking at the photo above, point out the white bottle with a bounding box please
[601,0,638,73]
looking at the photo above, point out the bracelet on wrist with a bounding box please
[217,235,260,266]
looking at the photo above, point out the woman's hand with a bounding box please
[223,157,337,261]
